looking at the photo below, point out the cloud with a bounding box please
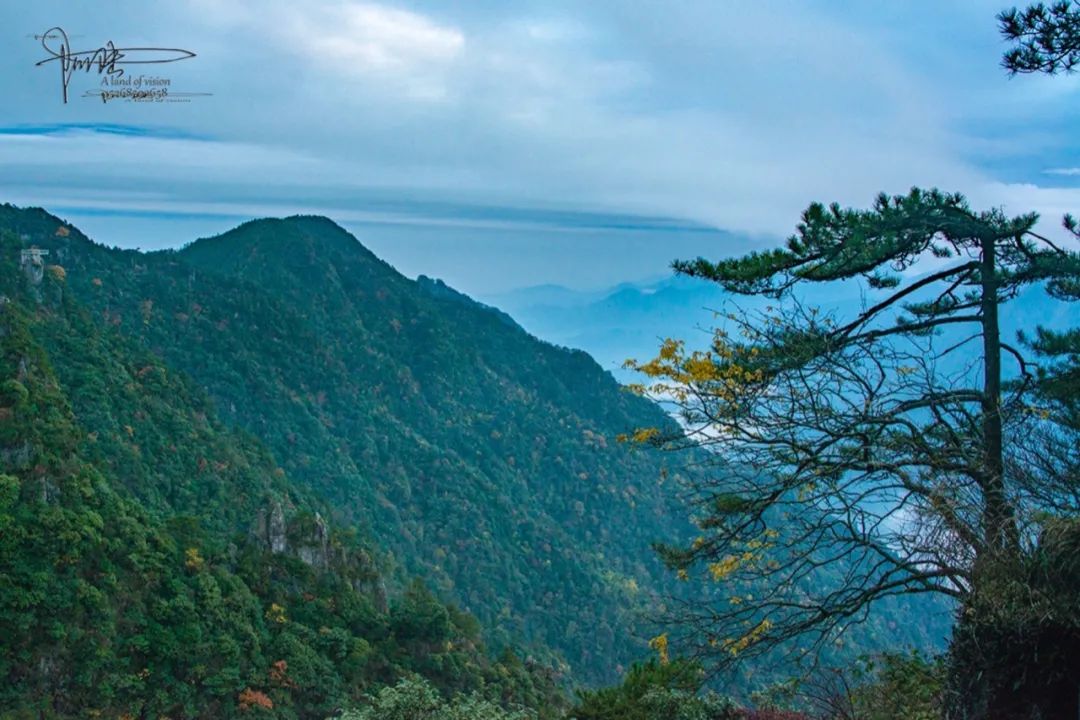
[282,3,466,100]
[178,0,467,102]
[0,123,205,140]
[974,181,1080,241]
[4,0,1080,293]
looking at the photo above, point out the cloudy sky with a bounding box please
[3,0,1080,294]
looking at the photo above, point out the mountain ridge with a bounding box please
[0,203,697,685]
[0,219,565,719]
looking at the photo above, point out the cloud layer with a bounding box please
[3,0,1080,292]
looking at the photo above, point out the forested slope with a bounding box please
[0,224,563,719]
[0,206,695,685]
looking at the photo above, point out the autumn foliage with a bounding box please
[237,688,274,711]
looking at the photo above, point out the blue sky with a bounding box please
[3,0,1080,294]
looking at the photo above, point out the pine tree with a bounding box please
[1000,1,1080,74]
[1001,2,1080,427]
[627,188,1080,666]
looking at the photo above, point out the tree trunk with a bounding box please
[978,234,1016,555]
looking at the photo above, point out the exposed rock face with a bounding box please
[250,500,385,609]
[38,476,60,504]
[253,503,336,566]
[252,500,289,555]
[268,502,287,554]
[20,252,45,287]
[0,440,32,470]
[366,577,389,614]
[347,555,388,612]
[296,511,331,568]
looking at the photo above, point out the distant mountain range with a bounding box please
[483,269,1074,385]
[484,274,843,383]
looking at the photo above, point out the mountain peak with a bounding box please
[178,213,390,283]
[0,203,96,252]
[186,213,364,252]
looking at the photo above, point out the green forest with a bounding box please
[1,3,1079,720]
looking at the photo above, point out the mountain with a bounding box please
[0,206,696,689]
[0,221,562,719]
[483,271,1074,385]
[484,276,763,382]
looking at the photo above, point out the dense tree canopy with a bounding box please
[0,205,701,684]
[0,227,565,719]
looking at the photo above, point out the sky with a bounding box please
[3,0,1080,295]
